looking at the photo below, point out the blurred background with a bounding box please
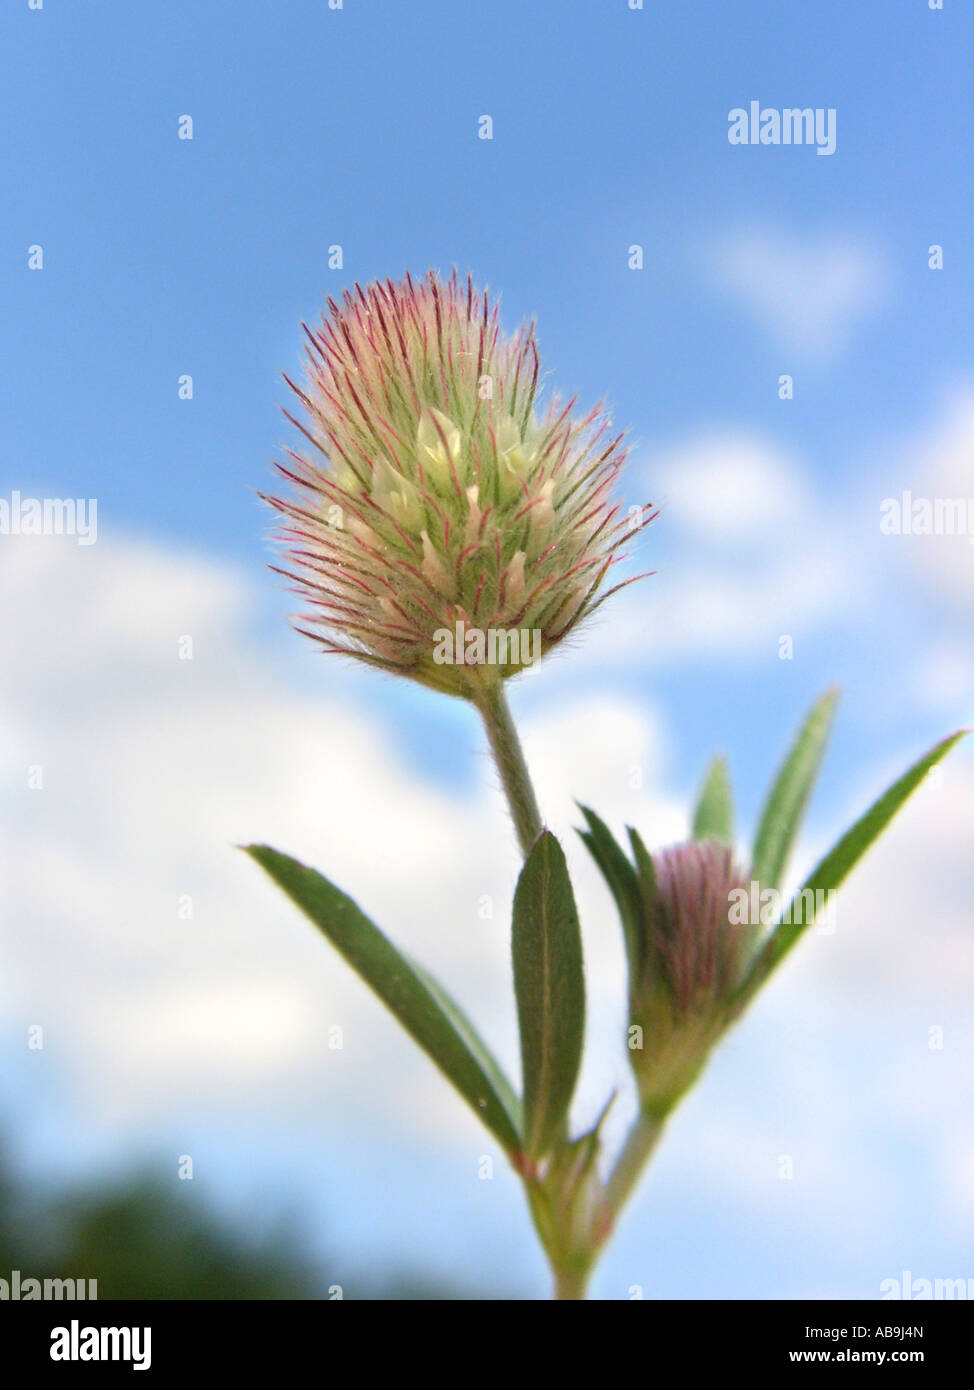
[1,0,971,1299]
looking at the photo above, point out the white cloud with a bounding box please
[911,644,974,715]
[559,427,859,672]
[0,533,678,1146]
[648,432,811,539]
[795,748,974,1000]
[707,228,886,359]
[904,389,974,608]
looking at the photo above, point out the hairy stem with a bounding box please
[474,680,544,857]
[552,1262,592,1301]
[475,679,665,1300]
[605,1110,667,1222]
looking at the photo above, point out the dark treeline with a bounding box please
[0,1137,506,1300]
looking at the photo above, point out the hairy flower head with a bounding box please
[264,270,654,696]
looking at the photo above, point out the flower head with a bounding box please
[264,270,654,696]
[629,841,756,1114]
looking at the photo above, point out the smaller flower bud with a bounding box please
[464,484,483,545]
[420,530,454,597]
[494,415,538,503]
[416,407,465,493]
[528,479,556,539]
[628,841,757,1116]
[370,455,424,530]
[502,549,526,607]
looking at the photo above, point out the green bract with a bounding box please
[579,694,967,1123]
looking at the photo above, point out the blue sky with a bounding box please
[4,0,971,789]
[2,1,972,1298]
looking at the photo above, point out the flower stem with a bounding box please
[552,1263,592,1300]
[474,680,543,857]
[605,1110,667,1222]
[475,680,665,1298]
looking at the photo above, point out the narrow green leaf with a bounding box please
[512,831,586,1160]
[626,825,657,922]
[625,825,656,988]
[751,688,839,890]
[691,756,734,846]
[577,805,642,987]
[245,845,522,1153]
[741,728,968,1001]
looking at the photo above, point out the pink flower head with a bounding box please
[647,842,753,1017]
[264,270,654,696]
[630,841,756,1114]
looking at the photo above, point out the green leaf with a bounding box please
[245,845,522,1153]
[577,805,642,987]
[512,831,586,1160]
[625,825,656,994]
[691,756,734,846]
[751,689,839,890]
[626,825,657,928]
[741,728,968,1000]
